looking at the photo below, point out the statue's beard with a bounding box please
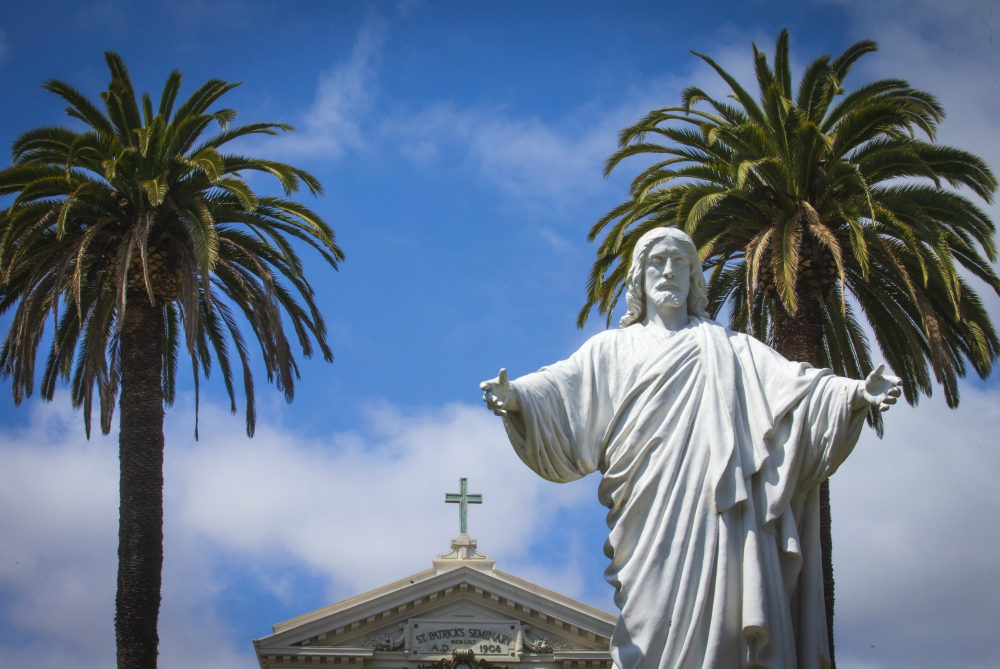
[649,287,687,310]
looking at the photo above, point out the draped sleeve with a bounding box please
[786,373,869,491]
[502,331,623,483]
[732,332,869,526]
[725,330,870,668]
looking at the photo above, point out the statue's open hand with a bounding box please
[480,368,521,416]
[859,364,903,412]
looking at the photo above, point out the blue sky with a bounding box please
[1,2,999,668]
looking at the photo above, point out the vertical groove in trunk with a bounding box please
[819,474,835,667]
[116,294,164,669]
[772,295,836,668]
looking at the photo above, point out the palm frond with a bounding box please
[0,53,340,441]
[581,28,999,418]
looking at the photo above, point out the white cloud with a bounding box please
[383,101,617,205]
[833,383,1000,668]
[839,0,1000,183]
[166,399,590,597]
[0,396,595,669]
[279,20,386,159]
[0,402,118,669]
[379,37,765,211]
[539,228,578,255]
[274,20,767,211]
[829,0,1000,238]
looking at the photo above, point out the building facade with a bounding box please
[253,533,615,669]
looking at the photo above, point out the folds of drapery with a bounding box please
[502,319,866,669]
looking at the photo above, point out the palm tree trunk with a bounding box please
[116,294,164,669]
[772,295,837,668]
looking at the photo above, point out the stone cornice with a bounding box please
[254,537,615,669]
[259,566,615,650]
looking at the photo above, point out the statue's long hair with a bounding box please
[620,227,710,328]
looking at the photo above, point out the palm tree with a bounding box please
[0,53,343,669]
[579,30,999,664]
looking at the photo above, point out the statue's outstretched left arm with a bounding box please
[794,365,902,489]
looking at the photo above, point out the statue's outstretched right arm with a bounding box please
[479,337,614,482]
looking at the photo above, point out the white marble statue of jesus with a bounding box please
[480,228,901,669]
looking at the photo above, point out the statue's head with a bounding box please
[620,227,709,328]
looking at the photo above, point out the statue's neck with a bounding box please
[643,305,690,332]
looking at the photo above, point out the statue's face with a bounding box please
[644,238,691,312]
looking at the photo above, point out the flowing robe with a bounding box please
[501,318,867,669]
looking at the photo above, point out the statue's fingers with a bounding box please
[880,403,891,412]
[872,363,885,378]
[889,375,903,385]
[887,387,902,398]
[480,381,490,391]
[883,395,897,405]
[499,368,509,385]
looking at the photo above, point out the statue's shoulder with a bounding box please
[722,326,791,366]
[575,325,646,355]
[586,327,632,348]
[693,317,747,341]
[698,319,780,358]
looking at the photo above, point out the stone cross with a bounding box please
[445,477,482,535]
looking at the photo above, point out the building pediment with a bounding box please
[254,537,615,669]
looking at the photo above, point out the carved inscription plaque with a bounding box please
[410,619,519,657]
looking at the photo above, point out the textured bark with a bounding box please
[773,294,836,668]
[772,295,823,368]
[116,294,164,669]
